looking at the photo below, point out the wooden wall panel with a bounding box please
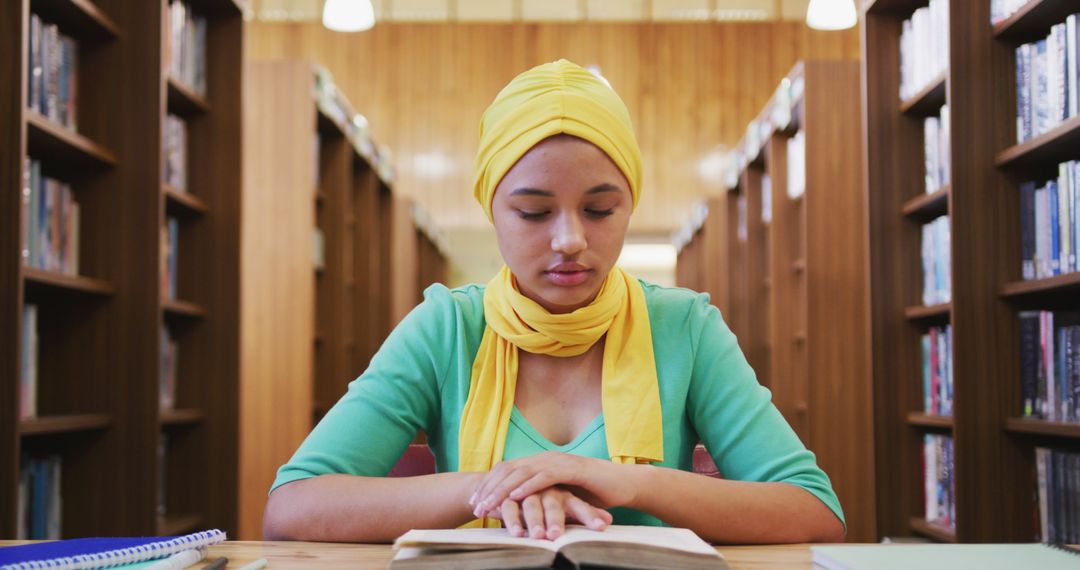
[247,21,858,234]
[390,196,419,326]
[240,61,316,540]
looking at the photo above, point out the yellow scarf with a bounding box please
[459,266,663,526]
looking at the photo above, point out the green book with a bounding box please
[811,544,1080,570]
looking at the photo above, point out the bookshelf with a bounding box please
[676,61,874,542]
[863,0,1056,543]
[1,0,244,538]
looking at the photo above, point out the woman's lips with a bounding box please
[544,264,592,286]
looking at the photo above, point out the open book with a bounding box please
[391,524,729,569]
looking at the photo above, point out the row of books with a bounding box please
[921,216,952,307]
[164,114,188,191]
[1035,447,1080,544]
[20,304,38,421]
[1020,160,1080,280]
[27,13,77,130]
[990,0,1029,25]
[18,455,62,540]
[760,174,772,224]
[924,434,955,530]
[166,0,207,96]
[21,159,81,276]
[922,325,953,417]
[1020,311,1080,422]
[923,105,951,195]
[161,218,179,300]
[313,66,397,185]
[160,325,178,410]
[898,0,949,102]
[1014,14,1080,144]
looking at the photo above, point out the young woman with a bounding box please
[263,59,846,544]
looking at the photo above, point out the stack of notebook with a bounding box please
[0,529,225,570]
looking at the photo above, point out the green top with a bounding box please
[271,282,845,528]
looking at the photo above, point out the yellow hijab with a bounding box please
[460,60,663,526]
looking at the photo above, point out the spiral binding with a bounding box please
[1,529,226,570]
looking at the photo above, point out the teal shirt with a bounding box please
[271,281,845,527]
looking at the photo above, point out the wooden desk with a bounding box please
[0,540,817,568]
[203,541,815,569]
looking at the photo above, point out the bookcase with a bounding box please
[863,0,1080,543]
[1,0,244,538]
[674,61,875,542]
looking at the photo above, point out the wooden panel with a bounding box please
[246,21,858,234]
[240,61,316,540]
[802,63,874,545]
[390,196,419,326]
[743,164,771,387]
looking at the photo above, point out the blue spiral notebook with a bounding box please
[0,529,225,570]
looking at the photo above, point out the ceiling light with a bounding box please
[806,0,857,31]
[323,0,375,32]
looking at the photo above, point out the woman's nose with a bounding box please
[551,212,587,255]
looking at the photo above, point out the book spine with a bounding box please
[1051,180,1061,276]
[922,334,932,413]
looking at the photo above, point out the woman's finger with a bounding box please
[499,498,525,537]
[477,468,545,514]
[521,494,546,539]
[564,493,612,531]
[540,491,567,539]
[507,471,558,502]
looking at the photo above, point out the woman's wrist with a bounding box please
[619,462,658,511]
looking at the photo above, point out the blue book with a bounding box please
[1021,182,1036,280]
[0,529,225,570]
[1050,180,1061,276]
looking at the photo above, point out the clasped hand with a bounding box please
[467,451,636,540]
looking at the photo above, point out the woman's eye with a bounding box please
[517,210,549,221]
[586,208,615,218]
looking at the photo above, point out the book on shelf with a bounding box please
[812,543,1080,570]
[161,217,179,300]
[1015,15,1080,144]
[1035,447,1080,544]
[786,129,805,200]
[923,105,950,195]
[924,434,955,530]
[1019,161,1078,279]
[991,0,1031,26]
[163,114,188,191]
[22,159,81,276]
[159,325,178,410]
[899,0,949,102]
[921,216,951,306]
[1020,311,1080,422]
[20,304,38,420]
[390,525,728,570]
[922,325,953,417]
[0,529,225,570]
[736,194,748,243]
[17,455,61,540]
[166,0,207,96]
[27,14,78,130]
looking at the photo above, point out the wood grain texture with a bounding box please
[390,195,419,326]
[802,48,878,533]
[246,21,858,233]
[240,60,316,540]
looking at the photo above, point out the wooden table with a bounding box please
[0,540,817,568]
[202,541,816,568]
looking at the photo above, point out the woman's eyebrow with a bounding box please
[509,183,622,197]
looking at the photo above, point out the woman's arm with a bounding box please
[623,464,845,543]
[264,472,483,542]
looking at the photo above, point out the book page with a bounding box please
[552,525,719,556]
[394,528,559,552]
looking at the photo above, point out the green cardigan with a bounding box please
[271,282,845,527]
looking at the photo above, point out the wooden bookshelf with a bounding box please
[166,76,210,118]
[992,0,1078,42]
[1,0,243,539]
[1005,418,1080,439]
[899,72,947,117]
[676,61,874,542]
[863,0,1035,543]
[995,114,1080,171]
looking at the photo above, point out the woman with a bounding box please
[263,59,846,544]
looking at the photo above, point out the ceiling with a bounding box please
[250,0,813,23]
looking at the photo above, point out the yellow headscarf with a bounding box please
[460,59,663,527]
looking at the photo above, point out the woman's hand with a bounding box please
[487,487,613,540]
[469,451,638,519]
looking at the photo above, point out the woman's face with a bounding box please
[491,135,633,314]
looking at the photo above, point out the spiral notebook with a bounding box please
[811,543,1080,570]
[0,529,225,570]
